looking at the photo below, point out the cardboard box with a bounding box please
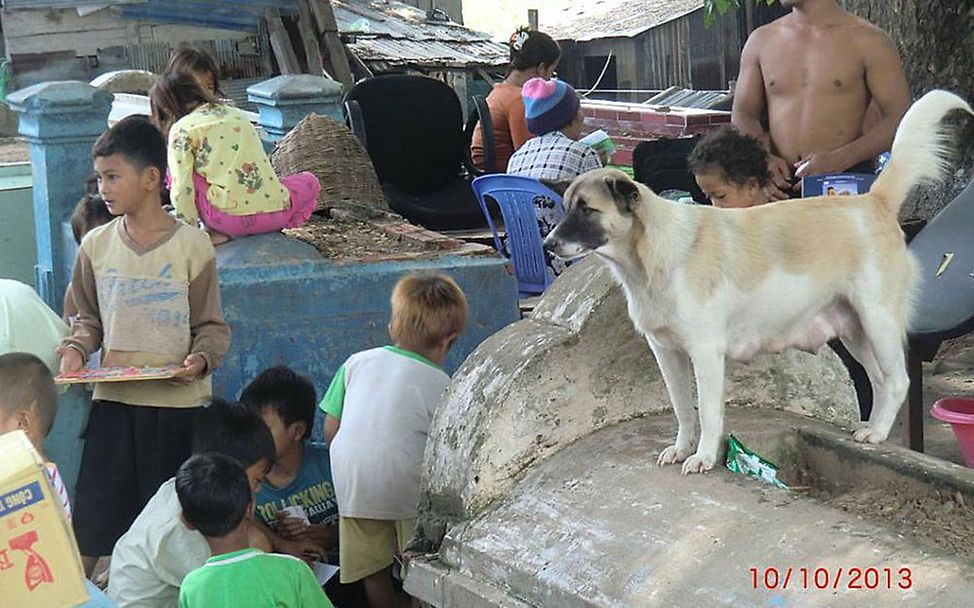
[0,431,88,608]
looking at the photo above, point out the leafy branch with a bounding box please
[704,0,779,27]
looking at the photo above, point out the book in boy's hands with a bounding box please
[801,173,876,198]
[55,365,183,385]
[580,129,617,158]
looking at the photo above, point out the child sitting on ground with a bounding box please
[686,125,771,208]
[176,452,334,608]
[322,273,468,607]
[506,78,602,278]
[149,72,319,245]
[240,366,338,554]
[57,115,231,576]
[108,400,303,607]
[0,352,68,511]
[242,366,366,606]
[0,352,115,607]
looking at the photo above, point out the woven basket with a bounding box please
[270,114,387,212]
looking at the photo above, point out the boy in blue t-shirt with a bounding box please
[241,366,369,607]
[241,367,338,553]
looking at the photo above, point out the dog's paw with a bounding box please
[852,426,889,444]
[657,444,693,466]
[681,452,716,475]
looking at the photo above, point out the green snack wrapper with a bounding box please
[725,434,789,489]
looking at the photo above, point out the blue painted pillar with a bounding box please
[247,75,344,143]
[6,82,112,314]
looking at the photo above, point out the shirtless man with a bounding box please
[732,0,911,199]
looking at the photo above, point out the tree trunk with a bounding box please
[841,0,974,219]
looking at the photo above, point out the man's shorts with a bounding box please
[72,400,199,556]
[338,516,416,584]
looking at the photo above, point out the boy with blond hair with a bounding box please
[321,273,468,608]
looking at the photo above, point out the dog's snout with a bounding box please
[542,233,558,252]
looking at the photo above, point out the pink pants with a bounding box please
[183,172,319,237]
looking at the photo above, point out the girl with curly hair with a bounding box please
[687,125,772,208]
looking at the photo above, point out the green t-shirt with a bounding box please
[178,549,333,608]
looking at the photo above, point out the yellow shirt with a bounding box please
[169,104,289,225]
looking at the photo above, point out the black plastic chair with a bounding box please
[467,94,497,174]
[903,177,974,452]
[343,74,489,230]
[631,136,707,203]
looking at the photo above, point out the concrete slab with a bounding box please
[409,410,974,607]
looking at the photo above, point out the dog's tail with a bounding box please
[870,90,972,214]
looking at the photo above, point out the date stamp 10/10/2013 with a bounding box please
[749,566,913,591]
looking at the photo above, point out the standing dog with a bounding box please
[544,91,971,474]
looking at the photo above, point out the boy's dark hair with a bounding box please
[149,71,217,139]
[0,353,57,438]
[687,125,771,188]
[166,47,222,95]
[192,399,276,469]
[240,366,317,441]
[176,453,251,538]
[92,115,167,178]
[509,28,560,72]
[70,193,113,245]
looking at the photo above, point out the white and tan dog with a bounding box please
[544,90,972,474]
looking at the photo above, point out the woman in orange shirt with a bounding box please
[471,28,561,172]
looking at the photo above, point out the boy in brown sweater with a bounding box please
[58,115,231,575]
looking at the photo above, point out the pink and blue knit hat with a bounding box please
[522,78,581,135]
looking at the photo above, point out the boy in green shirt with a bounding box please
[176,453,333,608]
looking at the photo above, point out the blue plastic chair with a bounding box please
[471,175,564,296]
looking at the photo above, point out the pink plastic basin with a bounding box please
[931,398,974,468]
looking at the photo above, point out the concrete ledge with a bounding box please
[405,557,532,608]
[416,411,974,607]
[420,257,858,545]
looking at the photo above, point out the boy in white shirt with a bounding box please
[321,273,468,608]
[107,400,279,607]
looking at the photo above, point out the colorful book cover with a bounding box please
[55,365,183,385]
[801,173,876,198]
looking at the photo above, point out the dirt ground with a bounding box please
[0,137,29,163]
[797,332,974,562]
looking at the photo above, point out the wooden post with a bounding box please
[266,9,301,75]
[296,0,325,76]
[309,0,355,90]
[528,9,539,31]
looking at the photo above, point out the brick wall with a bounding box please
[581,100,731,167]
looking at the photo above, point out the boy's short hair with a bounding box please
[0,353,57,438]
[70,193,113,245]
[687,125,771,188]
[192,399,276,470]
[175,453,251,538]
[92,115,167,177]
[389,273,468,350]
[240,366,316,441]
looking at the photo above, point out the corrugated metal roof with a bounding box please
[334,0,507,68]
[347,38,506,68]
[333,0,490,43]
[542,0,702,42]
[9,0,506,69]
[645,87,731,109]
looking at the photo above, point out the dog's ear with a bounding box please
[539,178,573,199]
[603,173,639,213]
